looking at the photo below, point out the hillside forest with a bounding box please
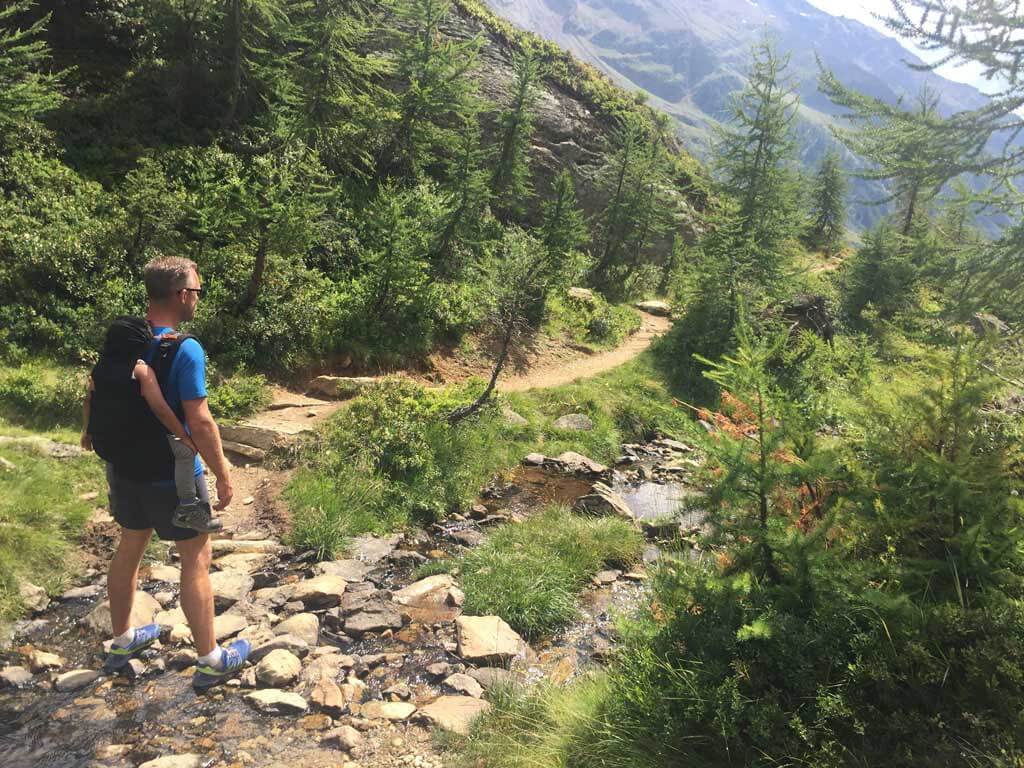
[1,0,1023,766]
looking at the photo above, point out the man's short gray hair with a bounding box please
[144,256,198,301]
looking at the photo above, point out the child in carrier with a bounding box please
[81,316,221,534]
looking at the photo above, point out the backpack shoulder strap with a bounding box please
[150,333,199,392]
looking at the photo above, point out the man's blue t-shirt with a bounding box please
[149,326,206,479]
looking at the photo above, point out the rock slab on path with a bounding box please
[246,689,309,715]
[54,669,100,692]
[139,756,205,768]
[359,701,416,721]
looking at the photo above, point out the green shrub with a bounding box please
[0,362,86,428]
[207,366,272,421]
[546,292,643,348]
[459,506,643,638]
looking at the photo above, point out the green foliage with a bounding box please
[545,292,641,349]
[0,444,103,624]
[206,366,272,421]
[0,0,63,142]
[458,505,643,638]
[840,223,918,322]
[0,361,86,429]
[806,148,848,254]
[491,50,542,218]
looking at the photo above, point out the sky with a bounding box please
[806,0,1001,94]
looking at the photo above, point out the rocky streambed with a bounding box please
[0,436,705,768]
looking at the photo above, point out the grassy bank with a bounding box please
[0,443,105,623]
[285,351,698,558]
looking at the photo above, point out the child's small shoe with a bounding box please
[171,500,223,533]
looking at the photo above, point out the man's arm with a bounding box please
[182,396,233,511]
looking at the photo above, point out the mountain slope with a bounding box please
[484,0,999,231]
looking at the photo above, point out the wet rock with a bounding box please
[350,534,402,564]
[323,724,362,751]
[256,649,302,687]
[444,672,484,698]
[389,549,427,564]
[292,575,347,609]
[18,580,49,613]
[311,679,347,716]
[418,695,491,735]
[0,665,33,688]
[125,658,147,678]
[168,648,198,670]
[450,529,483,547]
[28,649,64,673]
[54,669,100,692]
[155,606,187,628]
[314,559,371,582]
[425,662,451,679]
[147,564,181,583]
[344,601,404,636]
[245,689,309,715]
[552,451,608,476]
[574,483,634,520]
[360,701,415,721]
[210,571,255,610]
[214,552,276,574]
[154,591,175,607]
[392,575,456,607]
[635,300,671,317]
[467,666,516,690]
[250,633,310,662]
[60,584,103,600]
[384,681,412,700]
[138,755,205,768]
[340,674,367,704]
[456,616,526,665]
[273,612,319,647]
[591,570,621,586]
[553,413,593,431]
[210,539,287,555]
[339,582,383,615]
[84,591,161,635]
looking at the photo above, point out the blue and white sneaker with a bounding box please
[103,624,160,673]
[192,640,251,690]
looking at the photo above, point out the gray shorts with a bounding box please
[106,464,209,541]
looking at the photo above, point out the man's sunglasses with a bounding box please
[180,287,206,298]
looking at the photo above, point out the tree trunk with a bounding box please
[446,321,514,426]
[241,228,268,311]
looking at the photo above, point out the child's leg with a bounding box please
[167,436,198,507]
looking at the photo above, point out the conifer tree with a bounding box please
[383,0,480,179]
[715,36,800,256]
[220,0,292,127]
[490,50,542,219]
[431,119,492,276]
[0,0,63,138]
[840,223,917,321]
[806,148,847,254]
[539,169,589,265]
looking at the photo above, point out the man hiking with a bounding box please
[83,256,251,688]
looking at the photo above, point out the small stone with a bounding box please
[214,614,248,641]
[548,656,576,686]
[622,571,647,581]
[18,580,49,613]
[313,559,371,582]
[28,649,64,673]
[389,549,427,564]
[210,571,254,610]
[300,713,333,731]
[291,575,347,610]
[470,504,489,519]
[450,529,483,548]
[425,662,450,679]
[311,679,346,716]
[60,584,103,600]
[591,570,620,586]
[243,496,255,505]
[522,453,546,466]
[250,633,310,663]
[256,649,302,687]
[501,408,528,426]
[553,413,593,431]
[344,602,403,636]
[323,724,362,751]
[138,755,205,768]
[154,591,176,607]
[467,666,515,691]
[456,616,526,665]
[443,672,483,698]
[147,564,181,583]
[245,689,309,715]
[125,658,146,678]
[0,666,33,688]
[360,701,416,721]
[84,592,161,635]
[383,682,412,701]
[273,613,319,647]
[54,669,100,692]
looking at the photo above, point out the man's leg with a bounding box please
[176,534,215,656]
[108,527,153,636]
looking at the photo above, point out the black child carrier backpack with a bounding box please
[87,316,196,483]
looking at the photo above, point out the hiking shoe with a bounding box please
[171,500,223,534]
[192,640,251,690]
[103,623,160,673]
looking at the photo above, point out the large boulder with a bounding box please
[455,616,527,665]
[418,695,491,735]
[83,592,161,635]
[573,482,634,520]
